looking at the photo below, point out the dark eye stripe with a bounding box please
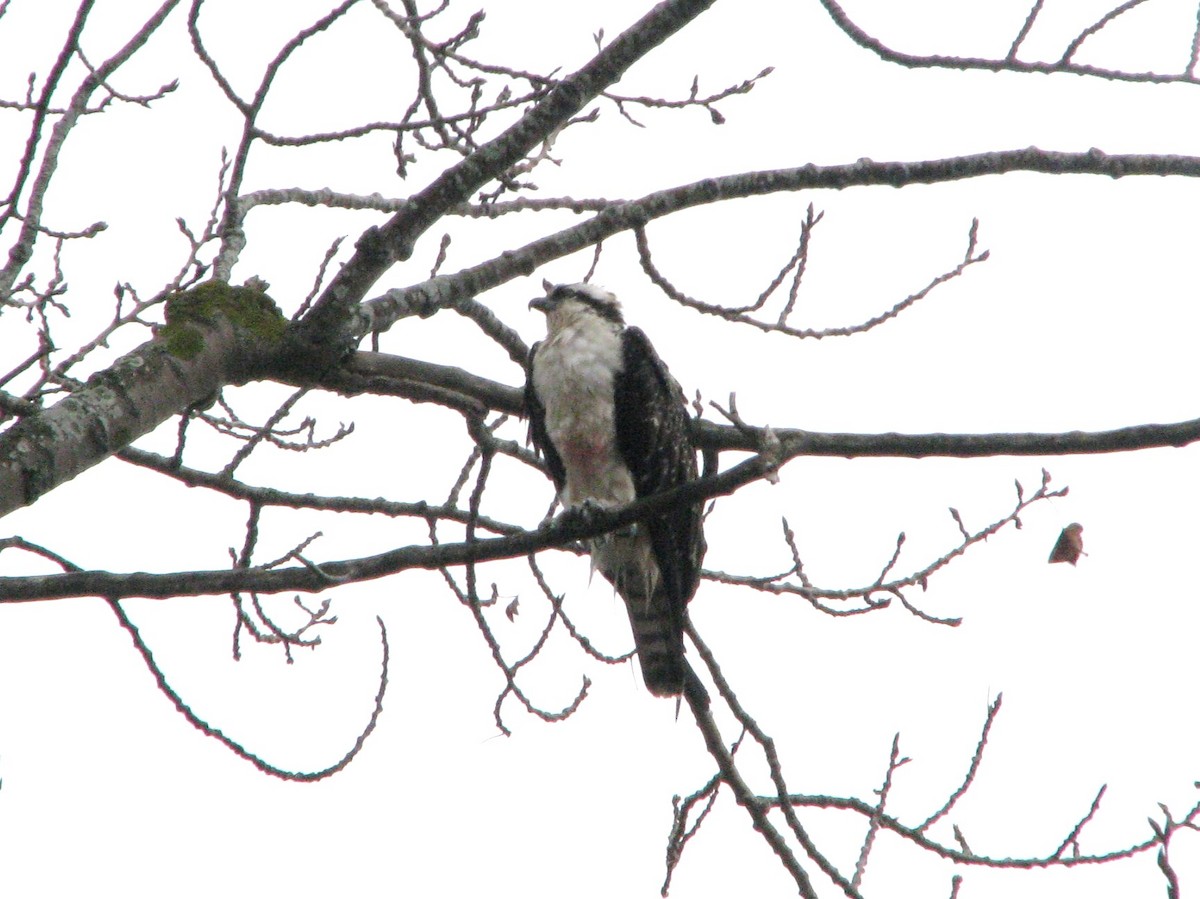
[544,283,624,324]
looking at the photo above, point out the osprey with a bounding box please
[525,282,704,697]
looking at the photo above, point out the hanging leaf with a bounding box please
[1048,523,1085,565]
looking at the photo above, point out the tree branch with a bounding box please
[298,0,719,350]
[0,447,781,600]
[361,147,1200,338]
[0,283,285,517]
[817,0,1200,85]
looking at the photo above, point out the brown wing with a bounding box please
[613,327,704,694]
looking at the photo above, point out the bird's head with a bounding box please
[530,281,624,332]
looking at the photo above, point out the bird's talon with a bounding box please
[561,501,638,537]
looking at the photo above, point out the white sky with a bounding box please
[2,1,1200,897]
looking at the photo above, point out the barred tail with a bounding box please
[592,532,691,697]
[620,580,685,696]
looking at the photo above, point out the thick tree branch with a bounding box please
[0,283,285,516]
[26,403,1187,601]
[301,349,525,416]
[298,0,718,351]
[292,348,1200,458]
[7,313,1196,526]
[12,145,1177,520]
[272,343,1200,462]
[700,417,1200,457]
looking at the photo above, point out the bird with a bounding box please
[524,281,705,697]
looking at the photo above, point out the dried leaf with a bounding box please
[1048,523,1085,565]
[505,597,520,621]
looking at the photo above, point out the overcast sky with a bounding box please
[2,1,1200,897]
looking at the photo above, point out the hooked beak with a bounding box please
[529,296,553,313]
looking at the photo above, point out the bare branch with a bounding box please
[0,0,181,299]
[634,218,982,341]
[363,148,1200,340]
[708,470,1067,622]
[118,445,527,536]
[919,694,1004,831]
[687,622,855,897]
[1,446,784,600]
[769,791,1185,869]
[853,734,909,890]
[1061,1,1152,64]
[681,653,819,897]
[1008,0,1044,61]
[1054,785,1109,859]
[298,0,722,356]
[818,0,1200,84]
[110,599,389,781]
[662,772,723,896]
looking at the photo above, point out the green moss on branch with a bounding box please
[161,281,286,360]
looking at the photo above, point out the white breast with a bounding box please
[533,315,636,509]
